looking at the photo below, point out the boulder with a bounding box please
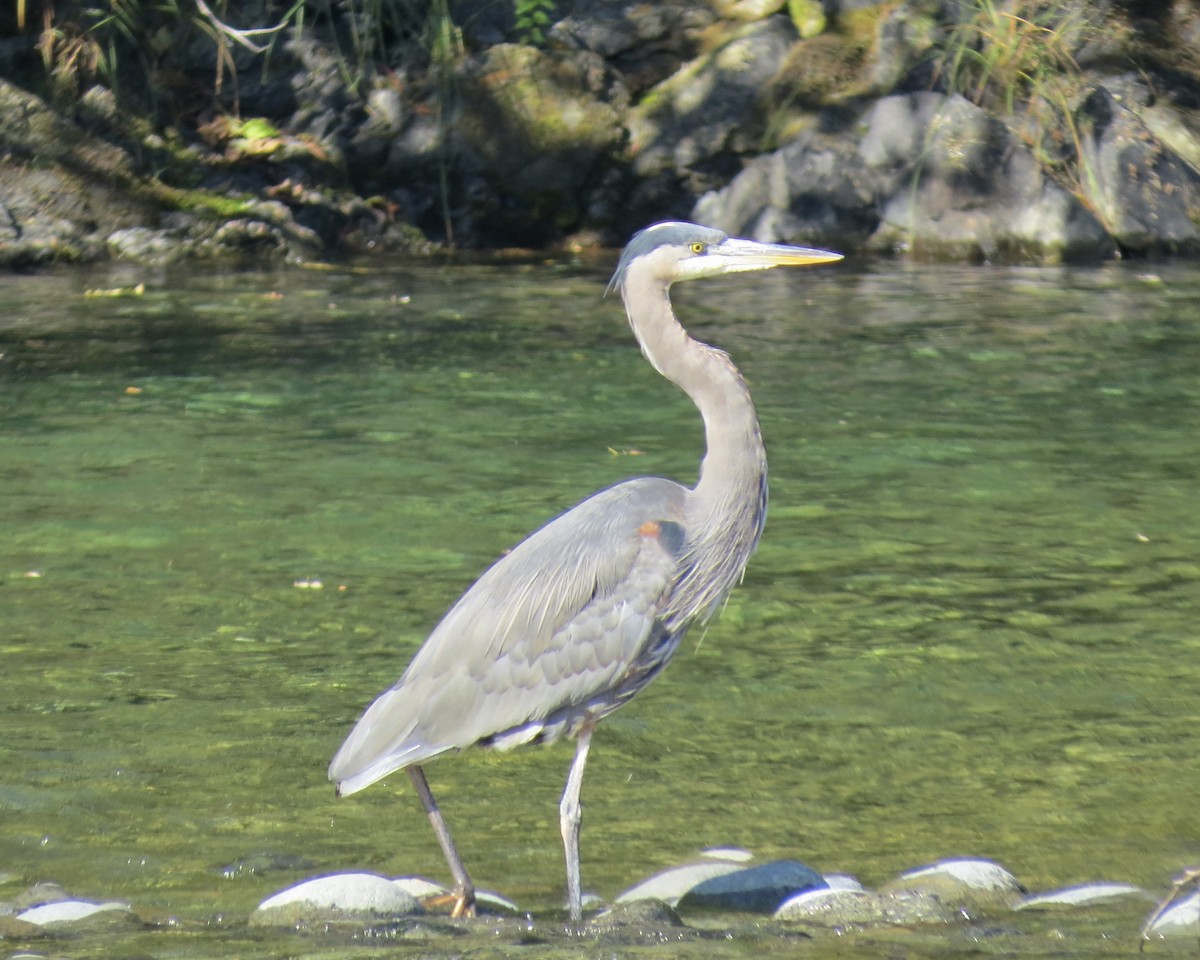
[250,872,422,926]
[676,859,827,913]
[1075,78,1200,254]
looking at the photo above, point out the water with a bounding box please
[1,255,1198,957]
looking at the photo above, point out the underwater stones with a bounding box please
[615,854,752,906]
[1143,890,1200,940]
[590,897,689,929]
[250,872,422,927]
[1018,882,1146,910]
[774,887,954,926]
[881,857,1026,914]
[15,898,131,927]
[675,859,827,913]
[250,872,519,926]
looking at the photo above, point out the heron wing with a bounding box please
[329,476,688,795]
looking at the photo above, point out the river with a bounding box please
[1,253,1197,957]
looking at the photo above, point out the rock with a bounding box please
[775,887,887,925]
[823,873,866,891]
[881,857,1025,915]
[775,887,956,926]
[591,898,687,928]
[860,92,1114,261]
[628,17,797,184]
[697,847,754,863]
[16,899,131,927]
[1018,882,1146,909]
[250,872,422,927]
[616,855,751,906]
[693,128,878,247]
[549,1,715,96]
[455,43,625,244]
[676,859,827,913]
[391,876,448,900]
[1143,890,1200,940]
[1075,78,1200,255]
[107,227,182,263]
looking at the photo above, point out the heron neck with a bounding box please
[622,279,767,509]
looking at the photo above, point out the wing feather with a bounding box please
[329,476,688,795]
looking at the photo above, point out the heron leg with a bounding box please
[559,720,595,924]
[407,764,475,918]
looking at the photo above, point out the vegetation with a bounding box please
[932,0,1111,203]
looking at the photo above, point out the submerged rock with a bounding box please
[1018,881,1146,909]
[16,899,131,927]
[616,855,751,906]
[1143,890,1200,940]
[881,857,1025,915]
[250,872,422,926]
[676,859,827,913]
[775,886,954,927]
[591,897,688,928]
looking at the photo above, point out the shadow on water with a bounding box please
[1,256,1198,957]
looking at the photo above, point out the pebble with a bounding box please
[675,859,827,913]
[250,872,422,926]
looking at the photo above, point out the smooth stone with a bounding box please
[616,859,749,906]
[776,888,955,926]
[476,890,520,914]
[698,847,754,863]
[882,858,1025,914]
[823,873,866,892]
[676,859,827,914]
[775,888,888,925]
[250,872,422,926]
[391,876,447,900]
[16,899,130,926]
[1019,882,1146,909]
[590,898,687,928]
[1143,890,1200,939]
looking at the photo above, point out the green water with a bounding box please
[1,256,1198,957]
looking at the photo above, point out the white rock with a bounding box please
[16,900,130,926]
[255,872,420,918]
[699,847,754,863]
[823,873,866,892]
[616,860,747,906]
[1144,891,1200,939]
[1019,882,1145,909]
[476,889,520,913]
[391,876,447,899]
[901,858,1020,891]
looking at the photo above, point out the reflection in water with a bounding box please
[1,258,1198,952]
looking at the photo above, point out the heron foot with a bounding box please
[451,890,476,919]
[421,892,476,918]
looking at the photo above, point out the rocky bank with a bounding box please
[3,0,1200,265]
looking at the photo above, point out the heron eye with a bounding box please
[690,242,706,254]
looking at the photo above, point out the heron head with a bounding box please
[606,221,842,295]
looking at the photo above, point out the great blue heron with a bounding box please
[328,221,842,922]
